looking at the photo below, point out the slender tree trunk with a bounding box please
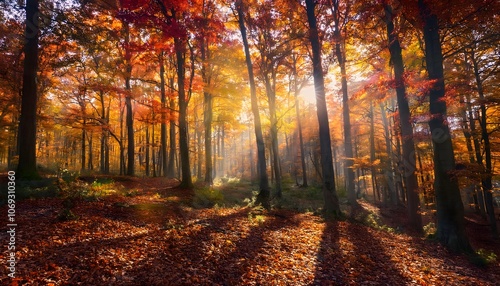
[167,90,176,178]
[17,0,40,179]
[465,93,486,215]
[87,132,93,170]
[159,51,168,177]
[419,0,472,252]
[379,102,397,205]
[331,0,356,207]
[460,93,481,213]
[153,122,157,177]
[123,22,135,176]
[265,73,282,198]
[470,50,498,238]
[369,100,380,202]
[221,124,225,175]
[305,0,341,216]
[236,0,270,208]
[145,125,150,176]
[384,2,422,231]
[81,127,86,172]
[292,55,308,187]
[175,38,193,188]
[249,126,255,181]
[119,95,125,175]
[202,40,214,184]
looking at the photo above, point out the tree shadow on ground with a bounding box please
[128,209,301,285]
[313,219,411,285]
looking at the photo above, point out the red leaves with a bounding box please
[1,177,498,285]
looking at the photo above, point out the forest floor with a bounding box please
[1,175,499,285]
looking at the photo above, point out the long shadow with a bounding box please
[203,212,301,284]
[313,219,411,285]
[312,220,348,285]
[343,221,411,285]
[129,209,300,285]
[18,207,250,285]
[125,207,257,284]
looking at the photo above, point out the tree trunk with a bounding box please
[292,55,308,187]
[167,89,176,178]
[464,95,486,215]
[369,100,380,202]
[419,0,472,252]
[384,1,422,231]
[81,127,86,172]
[202,39,214,184]
[332,0,356,207]
[236,0,270,208]
[470,50,498,237]
[159,51,168,177]
[152,122,157,177]
[17,0,40,179]
[305,0,341,216]
[379,102,398,205]
[87,132,93,170]
[265,72,282,198]
[145,125,150,176]
[175,38,193,188]
[123,22,134,176]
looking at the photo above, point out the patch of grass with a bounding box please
[217,180,256,207]
[16,185,59,200]
[247,206,266,225]
[469,248,498,267]
[352,208,396,234]
[278,184,324,212]
[193,187,224,208]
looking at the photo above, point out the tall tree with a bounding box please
[235,0,270,208]
[17,0,40,179]
[123,21,135,176]
[154,0,193,188]
[291,53,308,187]
[330,0,357,207]
[383,0,422,232]
[159,51,168,177]
[305,0,341,216]
[469,46,498,237]
[418,0,471,252]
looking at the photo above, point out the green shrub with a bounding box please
[57,208,79,221]
[471,248,498,267]
[423,222,437,238]
[193,187,224,208]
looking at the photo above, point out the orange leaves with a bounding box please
[1,177,499,285]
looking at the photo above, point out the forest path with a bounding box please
[0,176,499,285]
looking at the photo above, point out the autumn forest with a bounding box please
[1,0,500,284]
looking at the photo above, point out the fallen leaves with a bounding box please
[0,178,499,285]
